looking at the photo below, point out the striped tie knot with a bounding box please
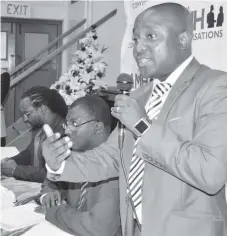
[152,81,172,98]
[146,81,172,118]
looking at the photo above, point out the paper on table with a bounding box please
[0,147,19,160]
[0,202,45,231]
[22,221,72,236]
[1,178,41,201]
[0,184,16,210]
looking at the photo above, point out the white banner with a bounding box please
[121,0,227,89]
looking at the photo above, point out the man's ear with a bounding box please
[178,31,192,50]
[94,122,104,134]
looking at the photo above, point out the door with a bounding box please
[1,18,62,126]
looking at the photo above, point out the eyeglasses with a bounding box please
[22,108,38,119]
[63,119,100,130]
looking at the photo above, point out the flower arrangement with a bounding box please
[50,30,108,106]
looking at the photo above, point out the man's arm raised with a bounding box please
[42,128,120,183]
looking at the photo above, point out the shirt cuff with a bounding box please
[45,161,65,174]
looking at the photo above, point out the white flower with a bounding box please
[93,40,99,50]
[72,90,86,101]
[93,62,106,74]
[50,30,108,105]
[89,71,96,80]
[84,58,93,66]
[74,51,89,61]
[92,79,108,90]
[92,51,104,62]
[79,82,89,89]
[70,63,79,71]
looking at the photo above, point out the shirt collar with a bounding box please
[166,55,193,86]
[154,55,194,86]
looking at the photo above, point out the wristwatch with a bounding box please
[133,117,151,138]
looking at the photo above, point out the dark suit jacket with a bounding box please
[42,178,121,236]
[1,72,10,105]
[11,115,65,183]
[48,59,227,236]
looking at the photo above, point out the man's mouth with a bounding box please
[137,58,151,66]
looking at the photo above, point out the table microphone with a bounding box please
[116,73,133,149]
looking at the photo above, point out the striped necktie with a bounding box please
[128,81,172,215]
[77,182,88,211]
[33,130,43,168]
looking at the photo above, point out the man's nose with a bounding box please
[134,39,147,54]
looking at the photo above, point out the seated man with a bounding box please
[40,95,121,236]
[1,86,67,183]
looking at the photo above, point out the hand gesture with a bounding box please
[41,133,73,171]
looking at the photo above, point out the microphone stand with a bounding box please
[118,123,142,232]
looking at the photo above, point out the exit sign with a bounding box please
[2,2,31,18]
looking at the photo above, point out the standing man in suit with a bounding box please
[40,95,121,236]
[42,3,227,236]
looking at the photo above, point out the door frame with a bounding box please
[1,18,63,126]
[1,17,62,74]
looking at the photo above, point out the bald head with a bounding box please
[133,2,193,79]
[70,95,111,130]
[66,95,111,151]
[139,3,193,35]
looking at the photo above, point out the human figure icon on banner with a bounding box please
[207,5,216,28]
[217,6,224,27]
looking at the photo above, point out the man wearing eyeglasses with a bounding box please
[1,86,67,183]
[38,95,121,236]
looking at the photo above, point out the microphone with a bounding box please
[116,73,133,149]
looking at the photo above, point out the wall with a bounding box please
[63,0,86,71]
[89,1,125,87]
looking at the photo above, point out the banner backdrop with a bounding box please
[121,0,227,89]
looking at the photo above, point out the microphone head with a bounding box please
[116,73,133,92]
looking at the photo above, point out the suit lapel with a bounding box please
[158,58,201,123]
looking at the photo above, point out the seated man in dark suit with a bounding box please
[1,86,67,183]
[40,95,121,236]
